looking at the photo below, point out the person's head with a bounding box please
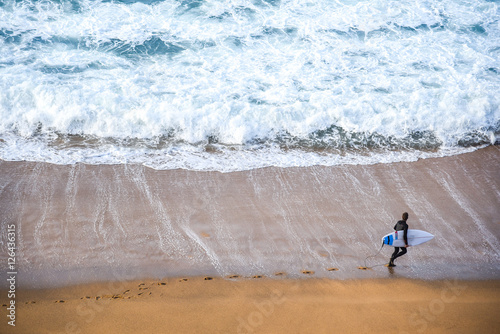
[402,212,409,221]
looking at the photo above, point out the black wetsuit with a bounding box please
[390,220,408,263]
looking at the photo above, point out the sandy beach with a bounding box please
[1,146,499,333]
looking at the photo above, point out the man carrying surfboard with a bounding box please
[388,212,409,267]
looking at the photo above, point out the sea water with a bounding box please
[1,0,499,171]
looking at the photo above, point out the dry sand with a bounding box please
[2,277,499,334]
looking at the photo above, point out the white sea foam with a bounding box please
[0,0,499,170]
[0,132,486,172]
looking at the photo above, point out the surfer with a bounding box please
[388,212,409,267]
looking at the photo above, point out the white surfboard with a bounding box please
[382,229,434,247]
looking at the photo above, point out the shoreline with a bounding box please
[0,140,488,173]
[2,277,499,333]
[0,141,492,174]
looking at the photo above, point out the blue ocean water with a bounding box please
[0,0,499,171]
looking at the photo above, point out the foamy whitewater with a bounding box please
[0,0,499,171]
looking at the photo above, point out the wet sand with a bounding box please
[0,146,499,333]
[0,146,499,287]
[2,277,499,334]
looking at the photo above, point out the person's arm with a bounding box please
[404,224,409,246]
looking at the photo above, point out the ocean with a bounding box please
[1,0,499,171]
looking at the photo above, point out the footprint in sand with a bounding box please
[227,275,240,279]
[55,300,65,303]
[327,267,339,271]
[204,276,213,281]
[157,282,167,285]
[274,272,286,276]
[301,270,315,275]
[139,287,149,290]
[123,290,130,294]
[252,275,263,279]
[358,266,369,270]
[179,278,189,282]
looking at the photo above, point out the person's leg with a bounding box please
[389,247,400,265]
[393,247,407,261]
